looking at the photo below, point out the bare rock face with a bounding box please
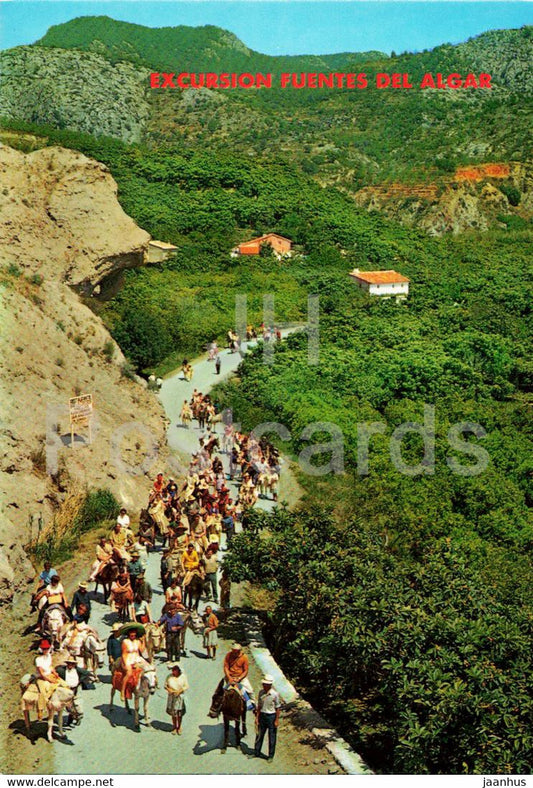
[0,46,151,144]
[0,144,171,603]
[353,162,532,235]
[0,144,150,290]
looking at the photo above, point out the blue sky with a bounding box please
[1,2,532,55]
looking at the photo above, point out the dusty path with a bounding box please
[49,334,336,775]
[159,331,301,511]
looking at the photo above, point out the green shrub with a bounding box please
[499,183,521,206]
[74,488,119,533]
[102,339,115,361]
[7,262,21,277]
[120,360,137,380]
[226,507,533,774]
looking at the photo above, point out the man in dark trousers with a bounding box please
[158,603,184,662]
[160,549,172,592]
[215,355,221,375]
[255,675,281,762]
[127,551,144,593]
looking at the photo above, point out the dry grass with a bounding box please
[244,582,279,612]
[29,440,47,475]
[37,486,85,545]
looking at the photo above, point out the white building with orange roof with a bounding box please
[349,268,410,300]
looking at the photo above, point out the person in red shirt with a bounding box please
[153,473,165,494]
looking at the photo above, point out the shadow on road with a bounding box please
[150,720,173,733]
[94,702,139,731]
[9,718,47,745]
[189,649,208,660]
[193,722,225,755]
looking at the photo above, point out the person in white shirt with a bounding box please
[254,675,281,761]
[117,508,130,529]
[56,657,82,693]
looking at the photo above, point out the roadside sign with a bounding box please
[69,394,93,445]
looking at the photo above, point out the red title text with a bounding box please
[150,72,492,90]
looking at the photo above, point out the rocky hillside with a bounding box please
[0,142,150,291]
[353,162,532,234]
[0,144,172,604]
[0,46,150,143]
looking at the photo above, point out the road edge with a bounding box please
[241,612,374,776]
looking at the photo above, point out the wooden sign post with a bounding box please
[69,393,93,448]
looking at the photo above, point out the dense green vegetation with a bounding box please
[37,15,384,73]
[2,52,531,771]
[224,507,532,773]
[26,18,533,183]
[209,207,532,772]
[1,118,438,368]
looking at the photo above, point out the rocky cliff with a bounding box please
[353,162,532,234]
[0,143,150,292]
[0,143,171,604]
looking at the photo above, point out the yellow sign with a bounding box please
[69,394,93,444]
[69,394,93,419]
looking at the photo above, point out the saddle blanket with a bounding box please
[112,665,142,700]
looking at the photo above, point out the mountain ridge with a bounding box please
[35,14,386,71]
[1,16,531,233]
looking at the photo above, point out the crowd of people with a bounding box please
[227,324,283,355]
[180,389,282,510]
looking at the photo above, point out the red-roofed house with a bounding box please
[233,233,293,257]
[349,269,410,299]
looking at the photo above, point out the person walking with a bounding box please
[128,551,144,594]
[255,675,281,762]
[159,604,184,662]
[219,569,231,610]
[202,546,219,602]
[221,511,235,548]
[160,549,172,592]
[202,605,219,660]
[215,355,221,375]
[107,623,122,671]
[165,663,189,735]
[180,400,192,428]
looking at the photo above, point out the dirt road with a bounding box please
[47,335,335,774]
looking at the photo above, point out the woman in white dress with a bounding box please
[165,663,189,734]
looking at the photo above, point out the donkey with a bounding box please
[110,658,158,731]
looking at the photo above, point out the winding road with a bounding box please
[52,332,331,775]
